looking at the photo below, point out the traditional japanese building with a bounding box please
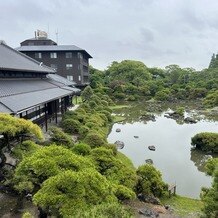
[0,41,79,130]
[17,30,92,87]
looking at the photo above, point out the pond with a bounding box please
[107,103,218,199]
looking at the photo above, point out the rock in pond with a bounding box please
[114,141,125,149]
[148,145,156,151]
[134,135,139,138]
[116,128,121,132]
[184,117,197,124]
[145,159,153,164]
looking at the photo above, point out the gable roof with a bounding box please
[0,42,55,73]
[16,45,92,58]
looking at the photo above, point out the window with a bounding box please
[77,52,83,59]
[51,64,58,70]
[66,64,73,70]
[50,52,57,58]
[66,52,72,58]
[78,75,81,81]
[35,52,42,59]
[67,75,73,81]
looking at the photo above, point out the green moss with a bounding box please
[112,115,126,123]
[160,195,203,217]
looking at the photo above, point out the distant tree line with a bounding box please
[90,58,218,107]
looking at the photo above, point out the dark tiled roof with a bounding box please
[16,45,92,58]
[0,42,55,73]
[0,79,57,98]
[0,87,74,113]
[0,76,80,114]
[0,102,12,113]
[47,74,76,86]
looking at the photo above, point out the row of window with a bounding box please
[50,64,81,70]
[67,75,81,81]
[35,52,83,59]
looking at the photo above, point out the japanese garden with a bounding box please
[0,54,217,217]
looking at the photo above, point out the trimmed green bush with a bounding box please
[84,132,106,148]
[61,119,80,134]
[114,185,136,201]
[136,164,168,197]
[49,127,73,148]
[191,132,218,153]
[72,143,91,156]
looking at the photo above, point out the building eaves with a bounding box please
[16,45,92,58]
[0,42,55,73]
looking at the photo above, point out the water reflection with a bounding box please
[108,102,218,198]
[190,149,217,173]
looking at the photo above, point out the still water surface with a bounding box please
[108,112,218,198]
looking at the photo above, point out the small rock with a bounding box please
[148,145,156,151]
[134,136,139,138]
[145,159,153,164]
[184,117,197,124]
[138,194,161,205]
[138,208,159,217]
[114,141,125,149]
[116,128,121,132]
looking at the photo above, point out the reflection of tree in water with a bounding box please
[113,101,218,124]
[113,102,165,124]
[190,149,216,173]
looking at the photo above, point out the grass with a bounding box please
[109,105,130,110]
[160,195,203,217]
[112,115,126,123]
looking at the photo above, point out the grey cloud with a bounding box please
[1,0,218,70]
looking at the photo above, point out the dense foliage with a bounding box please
[90,60,218,108]
[191,132,218,153]
[136,164,168,197]
[2,87,168,217]
[0,113,43,150]
[201,158,218,217]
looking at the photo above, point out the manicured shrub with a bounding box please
[69,202,133,218]
[103,143,118,155]
[33,169,117,217]
[136,164,168,197]
[84,132,106,148]
[191,132,218,153]
[78,126,90,138]
[72,143,91,156]
[89,100,98,108]
[81,86,94,102]
[114,185,136,200]
[12,140,40,161]
[61,119,80,134]
[100,110,113,122]
[49,127,73,148]
[85,121,96,129]
[90,147,137,190]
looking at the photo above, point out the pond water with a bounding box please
[108,106,218,199]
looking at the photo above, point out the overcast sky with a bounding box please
[1,0,218,70]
